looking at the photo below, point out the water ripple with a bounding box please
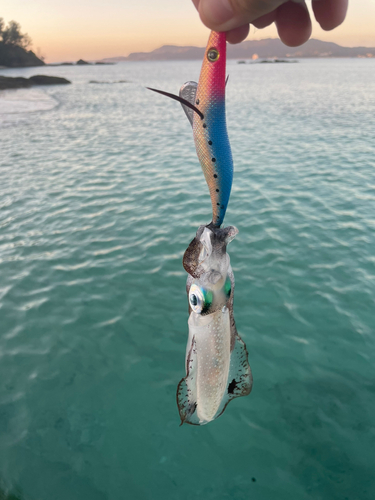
[0,59,375,500]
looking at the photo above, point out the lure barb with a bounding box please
[147,87,204,120]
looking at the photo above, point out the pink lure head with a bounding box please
[199,31,227,99]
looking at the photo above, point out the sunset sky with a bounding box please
[2,0,375,63]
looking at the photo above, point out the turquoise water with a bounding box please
[1,58,375,500]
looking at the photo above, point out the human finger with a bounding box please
[226,11,276,44]
[252,10,277,29]
[312,0,348,30]
[226,24,251,44]
[195,0,286,33]
[275,1,312,46]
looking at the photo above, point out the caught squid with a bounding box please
[179,223,252,425]
[149,31,252,424]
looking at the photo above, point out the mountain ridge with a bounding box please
[102,38,375,62]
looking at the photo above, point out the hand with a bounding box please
[192,0,348,46]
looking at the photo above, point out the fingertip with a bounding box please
[276,1,312,47]
[226,24,250,44]
[312,0,348,31]
[199,0,234,29]
[252,11,277,29]
[197,0,281,33]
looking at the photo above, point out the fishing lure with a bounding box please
[148,31,232,227]
[149,31,252,424]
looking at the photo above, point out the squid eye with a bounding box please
[189,284,212,314]
[190,294,198,307]
[189,284,204,313]
[207,48,219,62]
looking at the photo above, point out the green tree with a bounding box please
[1,20,31,48]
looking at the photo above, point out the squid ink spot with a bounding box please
[216,189,219,192]
[212,158,216,163]
[252,478,256,483]
[196,99,200,105]
[188,402,197,416]
[203,123,207,128]
[208,140,212,145]
[217,203,220,206]
[214,174,218,178]
[228,379,238,394]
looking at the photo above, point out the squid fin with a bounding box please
[216,334,253,418]
[179,81,198,127]
[176,336,200,426]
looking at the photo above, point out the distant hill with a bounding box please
[0,41,45,68]
[102,38,375,62]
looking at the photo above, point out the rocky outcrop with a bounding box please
[0,75,71,90]
[0,42,45,68]
[28,75,70,85]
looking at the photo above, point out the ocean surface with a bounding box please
[0,57,375,500]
